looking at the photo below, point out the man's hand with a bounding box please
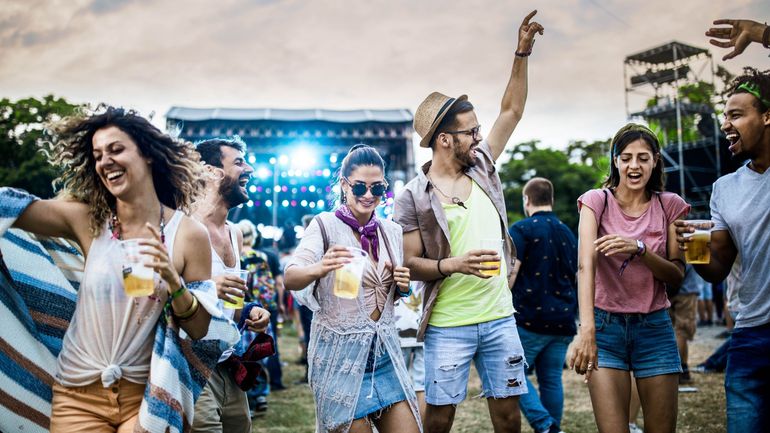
[517,10,545,53]
[213,274,246,304]
[246,306,271,333]
[446,249,500,279]
[706,19,768,61]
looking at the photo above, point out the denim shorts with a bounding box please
[424,315,527,405]
[594,307,682,378]
[354,343,408,419]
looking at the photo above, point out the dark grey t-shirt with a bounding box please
[711,163,770,328]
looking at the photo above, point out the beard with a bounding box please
[452,142,477,169]
[219,175,248,208]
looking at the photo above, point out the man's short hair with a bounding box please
[523,177,554,206]
[196,137,246,167]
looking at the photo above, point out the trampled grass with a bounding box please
[252,325,727,432]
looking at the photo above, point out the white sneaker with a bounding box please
[629,423,643,433]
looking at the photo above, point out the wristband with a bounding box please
[170,278,188,300]
[515,50,532,57]
[398,286,413,298]
[437,258,449,278]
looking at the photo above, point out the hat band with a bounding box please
[433,98,456,123]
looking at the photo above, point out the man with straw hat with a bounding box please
[394,10,543,433]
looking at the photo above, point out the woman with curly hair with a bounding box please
[7,106,217,430]
[569,123,690,433]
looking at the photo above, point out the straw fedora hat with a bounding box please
[414,92,468,148]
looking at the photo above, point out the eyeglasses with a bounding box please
[444,125,481,140]
[344,178,388,197]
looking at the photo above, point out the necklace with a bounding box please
[109,203,167,323]
[110,203,166,243]
[427,174,467,209]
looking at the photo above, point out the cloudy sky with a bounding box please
[2,0,769,164]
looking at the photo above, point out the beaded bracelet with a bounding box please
[515,51,532,57]
[398,286,413,298]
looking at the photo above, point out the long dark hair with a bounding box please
[46,105,205,235]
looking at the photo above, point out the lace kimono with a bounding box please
[287,211,421,433]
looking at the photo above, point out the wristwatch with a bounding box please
[636,240,647,257]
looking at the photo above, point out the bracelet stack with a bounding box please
[174,295,200,321]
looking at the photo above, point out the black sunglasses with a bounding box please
[344,178,388,197]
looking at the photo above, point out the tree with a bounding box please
[499,139,609,233]
[0,96,80,198]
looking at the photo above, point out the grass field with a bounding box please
[252,325,727,432]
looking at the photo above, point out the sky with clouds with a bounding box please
[2,0,769,164]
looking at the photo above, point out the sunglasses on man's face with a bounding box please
[344,178,388,197]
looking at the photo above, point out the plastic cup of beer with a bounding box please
[683,220,712,264]
[223,269,248,309]
[479,239,503,276]
[120,239,155,297]
[333,247,368,299]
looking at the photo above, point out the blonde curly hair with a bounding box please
[44,105,205,235]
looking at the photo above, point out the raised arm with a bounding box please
[706,19,769,61]
[486,9,544,161]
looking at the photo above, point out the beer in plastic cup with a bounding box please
[333,247,368,299]
[683,220,712,264]
[223,269,249,309]
[120,239,155,297]
[479,239,503,276]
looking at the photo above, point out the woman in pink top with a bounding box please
[569,124,689,433]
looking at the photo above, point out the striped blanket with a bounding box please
[0,188,240,433]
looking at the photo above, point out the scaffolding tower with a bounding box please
[624,41,736,215]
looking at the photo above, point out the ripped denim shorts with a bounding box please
[424,315,528,405]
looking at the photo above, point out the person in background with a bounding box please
[394,282,427,419]
[255,228,286,391]
[236,218,275,416]
[294,214,317,384]
[670,265,708,386]
[508,177,577,433]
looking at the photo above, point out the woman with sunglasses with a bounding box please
[568,123,690,433]
[285,144,421,433]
